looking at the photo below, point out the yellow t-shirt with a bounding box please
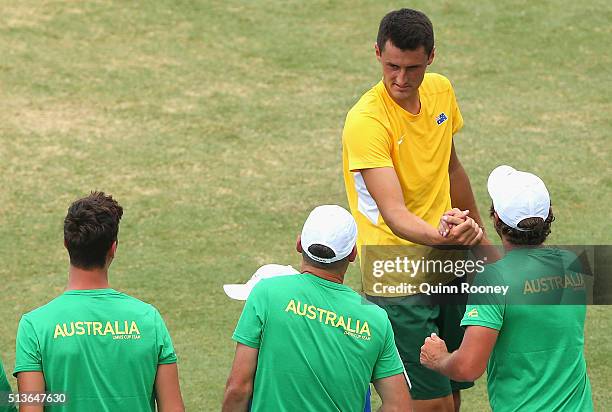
[342,73,464,296]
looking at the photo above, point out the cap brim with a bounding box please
[255,264,300,278]
[223,284,251,301]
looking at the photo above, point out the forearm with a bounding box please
[373,374,413,412]
[17,372,45,412]
[221,387,251,412]
[449,166,503,262]
[384,207,443,246]
[433,350,482,382]
[449,164,485,228]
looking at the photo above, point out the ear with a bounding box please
[108,240,118,259]
[296,235,303,254]
[427,46,435,65]
[348,246,357,262]
[375,43,382,62]
[492,212,500,225]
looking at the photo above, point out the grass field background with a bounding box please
[0,1,610,410]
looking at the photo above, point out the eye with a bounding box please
[388,64,399,70]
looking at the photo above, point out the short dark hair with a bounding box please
[302,244,350,271]
[377,8,434,55]
[490,204,555,246]
[64,191,123,269]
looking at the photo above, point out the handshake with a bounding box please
[437,208,483,246]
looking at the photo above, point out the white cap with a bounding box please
[223,264,299,300]
[487,165,551,231]
[301,205,357,264]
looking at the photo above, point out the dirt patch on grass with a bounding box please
[2,98,112,136]
[1,2,54,29]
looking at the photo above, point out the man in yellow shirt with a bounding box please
[342,8,491,412]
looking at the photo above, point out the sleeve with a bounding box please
[13,316,43,376]
[460,266,505,330]
[231,282,268,349]
[154,309,178,365]
[343,111,393,172]
[448,82,464,135]
[372,319,405,381]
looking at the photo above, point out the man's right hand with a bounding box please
[437,208,483,246]
[438,208,468,236]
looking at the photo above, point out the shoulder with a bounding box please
[248,275,301,301]
[22,291,158,322]
[420,73,454,95]
[473,262,506,286]
[556,248,582,270]
[20,294,68,323]
[256,275,301,290]
[349,297,393,325]
[113,291,161,316]
[346,82,389,122]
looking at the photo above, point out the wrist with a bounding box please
[434,351,453,374]
[426,227,445,246]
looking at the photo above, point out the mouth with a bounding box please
[393,84,411,91]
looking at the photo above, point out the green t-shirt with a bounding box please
[0,358,17,412]
[233,273,405,412]
[14,289,177,412]
[461,247,593,412]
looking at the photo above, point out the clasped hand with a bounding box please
[437,208,482,246]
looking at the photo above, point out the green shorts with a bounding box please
[367,295,474,400]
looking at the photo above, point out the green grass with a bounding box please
[0,1,610,410]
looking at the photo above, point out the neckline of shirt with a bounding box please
[301,273,353,292]
[377,80,423,121]
[63,288,120,296]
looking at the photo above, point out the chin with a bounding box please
[391,89,410,99]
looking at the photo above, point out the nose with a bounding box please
[396,69,408,86]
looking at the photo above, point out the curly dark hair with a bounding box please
[490,203,554,246]
[64,191,123,269]
[377,8,434,55]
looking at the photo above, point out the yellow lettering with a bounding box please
[84,321,93,334]
[115,321,126,334]
[541,277,550,292]
[360,322,371,336]
[93,322,103,335]
[532,280,541,292]
[317,308,326,322]
[285,299,297,314]
[324,311,337,325]
[54,324,65,339]
[296,301,307,316]
[104,322,115,335]
[306,305,317,320]
[63,323,75,337]
[524,280,534,294]
[346,317,355,333]
[75,321,85,335]
[129,321,140,335]
[282,301,372,339]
